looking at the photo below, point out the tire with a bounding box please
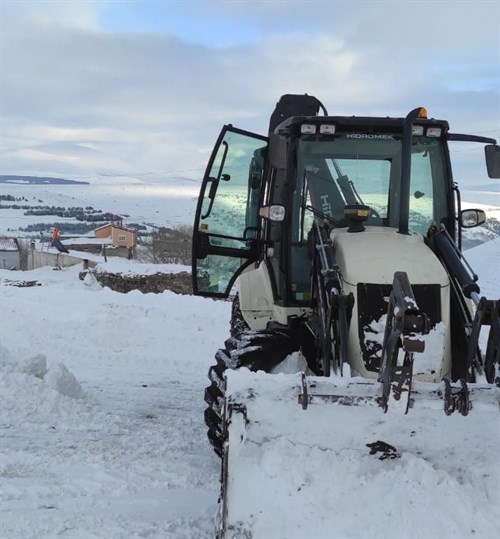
[230,293,250,337]
[204,329,302,456]
[484,327,499,385]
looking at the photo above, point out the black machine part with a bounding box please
[268,94,327,135]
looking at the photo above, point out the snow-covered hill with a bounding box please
[1,237,499,538]
[1,182,499,248]
[0,181,199,234]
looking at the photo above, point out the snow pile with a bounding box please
[271,351,310,374]
[224,369,500,539]
[0,347,86,425]
[1,348,48,379]
[44,363,85,399]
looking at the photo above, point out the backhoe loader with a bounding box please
[192,95,500,538]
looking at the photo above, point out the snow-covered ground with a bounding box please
[0,264,228,538]
[1,182,499,538]
[1,236,499,539]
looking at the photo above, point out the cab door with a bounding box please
[192,125,268,297]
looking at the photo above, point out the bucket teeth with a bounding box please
[443,378,471,416]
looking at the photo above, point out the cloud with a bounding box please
[2,0,104,30]
[1,1,498,184]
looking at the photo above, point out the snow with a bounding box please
[223,369,499,539]
[1,265,228,538]
[366,315,446,376]
[1,246,499,538]
[464,236,500,299]
[93,259,191,276]
[0,182,198,234]
[0,184,499,539]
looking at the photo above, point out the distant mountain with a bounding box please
[0,175,89,185]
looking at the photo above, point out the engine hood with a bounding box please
[331,227,449,287]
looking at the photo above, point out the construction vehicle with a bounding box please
[191,95,500,538]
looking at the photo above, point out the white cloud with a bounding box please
[2,0,104,31]
[1,1,498,184]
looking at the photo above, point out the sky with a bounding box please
[1,0,500,186]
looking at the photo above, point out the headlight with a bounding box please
[300,124,316,134]
[319,124,336,134]
[426,127,442,137]
[259,205,286,222]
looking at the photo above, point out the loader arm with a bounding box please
[308,218,353,376]
[428,225,500,383]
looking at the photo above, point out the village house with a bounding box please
[94,218,137,258]
[0,237,22,269]
[94,223,137,248]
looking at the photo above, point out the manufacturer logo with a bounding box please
[346,133,395,140]
[320,194,333,217]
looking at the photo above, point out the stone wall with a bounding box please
[92,271,192,295]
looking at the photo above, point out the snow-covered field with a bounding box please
[0,181,199,234]
[0,181,498,240]
[1,182,499,539]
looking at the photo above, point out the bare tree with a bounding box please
[138,225,192,265]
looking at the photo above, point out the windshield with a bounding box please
[292,134,449,240]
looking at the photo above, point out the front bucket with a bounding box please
[217,369,499,539]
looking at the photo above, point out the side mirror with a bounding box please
[485,145,500,178]
[460,209,487,228]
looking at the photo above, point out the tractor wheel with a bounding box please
[230,293,250,337]
[204,329,301,456]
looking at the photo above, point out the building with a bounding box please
[94,220,137,258]
[0,237,21,269]
[94,223,137,249]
